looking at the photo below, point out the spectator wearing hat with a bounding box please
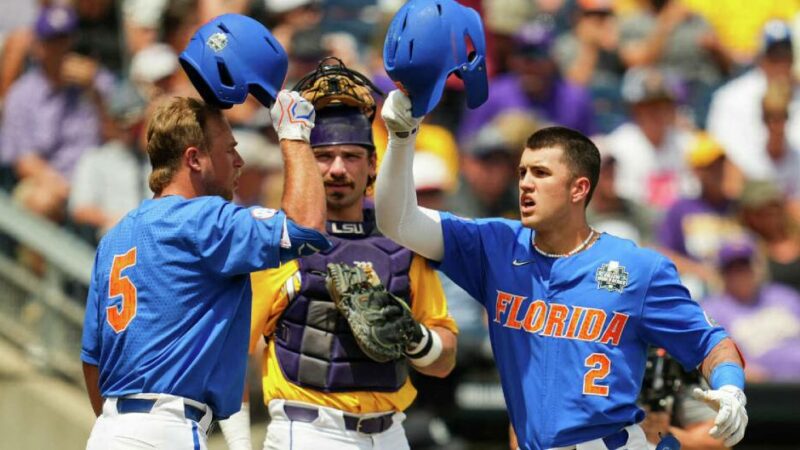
[702,239,800,382]
[553,0,626,132]
[129,43,181,101]
[758,79,800,215]
[68,86,150,240]
[264,0,322,52]
[656,133,748,296]
[739,180,800,295]
[708,20,800,181]
[0,4,114,221]
[458,21,594,144]
[619,0,732,127]
[450,112,541,219]
[604,66,695,213]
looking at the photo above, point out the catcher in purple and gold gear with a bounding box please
[219,58,458,450]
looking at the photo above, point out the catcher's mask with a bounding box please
[179,14,287,109]
[383,0,488,117]
[293,56,384,121]
[311,106,374,151]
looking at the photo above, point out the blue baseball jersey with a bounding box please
[436,213,727,450]
[80,196,325,418]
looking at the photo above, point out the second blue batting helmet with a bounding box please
[179,14,287,109]
[383,0,488,117]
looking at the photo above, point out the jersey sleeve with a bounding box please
[192,201,300,276]
[408,254,458,334]
[249,261,298,353]
[80,252,102,365]
[434,212,487,302]
[638,256,728,370]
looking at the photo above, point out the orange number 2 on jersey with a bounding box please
[583,353,611,396]
[106,248,138,333]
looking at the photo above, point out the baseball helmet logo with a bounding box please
[206,32,228,52]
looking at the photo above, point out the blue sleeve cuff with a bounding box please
[80,350,99,366]
[279,219,332,263]
[709,362,745,390]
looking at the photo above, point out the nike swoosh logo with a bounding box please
[512,259,534,266]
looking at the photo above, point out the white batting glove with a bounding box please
[382,90,422,138]
[691,385,748,447]
[270,90,315,143]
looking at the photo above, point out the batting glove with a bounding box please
[382,90,422,138]
[270,90,315,143]
[691,385,748,447]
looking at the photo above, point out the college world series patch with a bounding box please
[595,260,628,293]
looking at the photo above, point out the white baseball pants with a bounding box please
[86,394,214,450]
[262,399,410,450]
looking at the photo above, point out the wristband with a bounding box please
[406,326,443,368]
[709,362,745,390]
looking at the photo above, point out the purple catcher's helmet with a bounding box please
[311,106,374,151]
[383,0,488,117]
[179,14,287,109]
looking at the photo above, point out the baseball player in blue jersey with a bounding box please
[81,15,331,450]
[374,90,748,450]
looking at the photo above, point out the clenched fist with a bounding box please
[270,90,315,143]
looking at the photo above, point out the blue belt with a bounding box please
[602,428,629,450]
[283,404,394,434]
[116,398,207,424]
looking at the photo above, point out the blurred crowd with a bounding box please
[1,0,799,387]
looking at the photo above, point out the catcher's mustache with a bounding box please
[325,179,355,187]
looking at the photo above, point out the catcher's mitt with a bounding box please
[326,262,423,363]
[293,57,384,120]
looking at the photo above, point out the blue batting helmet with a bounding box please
[383,0,488,117]
[179,14,287,109]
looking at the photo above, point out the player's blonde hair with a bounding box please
[145,97,223,195]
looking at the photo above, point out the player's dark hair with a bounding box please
[146,97,223,195]
[525,126,601,206]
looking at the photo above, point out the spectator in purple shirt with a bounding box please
[0,5,114,221]
[657,133,747,296]
[703,239,800,382]
[458,21,594,144]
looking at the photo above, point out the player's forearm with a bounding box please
[410,327,456,378]
[82,362,103,417]
[374,134,445,261]
[669,420,729,450]
[280,140,326,231]
[700,338,743,382]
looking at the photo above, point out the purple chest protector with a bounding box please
[273,208,414,392]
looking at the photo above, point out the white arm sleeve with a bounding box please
[375,134,445,262]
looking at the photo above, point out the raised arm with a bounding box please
[270,90,326,232]
[375,90,445,261]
